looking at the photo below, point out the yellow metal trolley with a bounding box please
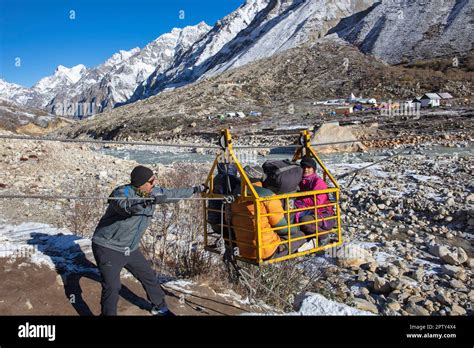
[202,129,342,265]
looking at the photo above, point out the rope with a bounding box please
[0,134,219,149]
[0,129,470,150]
[236,129,472,149]
[160,283,252,314]
[337,146,410,188]
[0,194,226,201]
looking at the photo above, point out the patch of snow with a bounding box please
[0,221,96,274]
[294,292,373,316]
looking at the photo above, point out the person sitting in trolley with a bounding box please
[207,163,240,237]
[294,156,336,246]
[231,166,306,260]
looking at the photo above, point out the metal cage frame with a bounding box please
[202,129,342,265]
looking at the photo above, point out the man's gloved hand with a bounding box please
[153,195,168,204]
[193,184,209,194]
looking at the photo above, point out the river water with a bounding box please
[100,143,473,168]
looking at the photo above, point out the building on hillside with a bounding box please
[420,93,441,108]
[437,92,454,106]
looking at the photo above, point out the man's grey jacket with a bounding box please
[92,184,194,253]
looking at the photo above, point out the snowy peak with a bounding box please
[53,64,88,83]
[328,0,474,64]
[0,78,42,107]
[132,0,378,100]
[32,64,88,107]
[46,21,211,116]
[103,48,140,68]
[194,0,271,66]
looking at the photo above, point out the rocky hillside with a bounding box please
[328,0,474,64]
[0,99,72,135]
[56,40,473,141]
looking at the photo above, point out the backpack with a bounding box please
[262,160,303,194]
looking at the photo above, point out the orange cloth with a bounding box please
[231,183,284,259]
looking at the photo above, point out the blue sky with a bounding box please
[0,0,244,87]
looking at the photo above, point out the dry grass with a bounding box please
[233,259,329,311]
[66,184,108,238]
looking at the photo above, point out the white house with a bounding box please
[420,93,441,108]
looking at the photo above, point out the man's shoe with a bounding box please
[151,305,174,316]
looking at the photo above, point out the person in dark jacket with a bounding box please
[207,163,240,234]
[92,165,207,316]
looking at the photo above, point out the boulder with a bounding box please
[441,264,466,280]
[386,265,399,277]
[373,276,392,294]
[428,244,449,258]
[429,244,468,266]
[405,303,430,316]
[352,298,379,314]
[336,245,375,269]
[311,122,363,153]
[450,304,466,316]
[441,247,468,266]
[436,292,452,306]
[386,300,401,312]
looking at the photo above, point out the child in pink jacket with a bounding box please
[294,156,335,239]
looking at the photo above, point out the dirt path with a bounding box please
[0,257,257,316]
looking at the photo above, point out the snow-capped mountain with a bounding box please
[33,64,88,107]
[327,0,474,64]
[47,22,211,116]
[0,78,42,107]
[130,0,376,101]
[2,0,472,118]
[0,22,210,116]
[0,65,88,108]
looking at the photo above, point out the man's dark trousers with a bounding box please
[92,242,166,316]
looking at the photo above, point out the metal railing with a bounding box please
[202,129,342,265]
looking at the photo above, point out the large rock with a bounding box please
[336,244,375,269]
[429,244,468,266]
[450,304,467,316]
[428,244,449,258]
[405,303,430,316]
[386,300,401,312]
[436,292,452,306]
[311,122,364,153]
[468,290,474,305]
[441,247,468,266]
[373,276,392,294]
[386,265,399,277]
[352,298,379,314]
[441,265,466,280]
